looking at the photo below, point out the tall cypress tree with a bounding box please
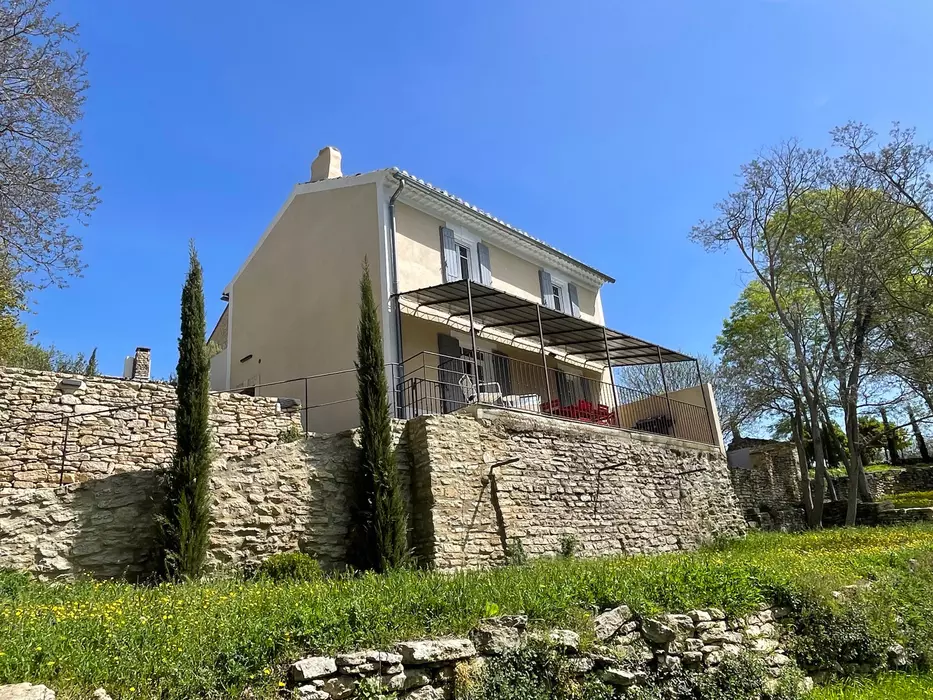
[84,348,98,377]
[160,243,212,579]
[353,259,407,572]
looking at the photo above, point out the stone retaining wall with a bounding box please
[0,370,744,577]
[728,442,805,531]
[408,408,745,570]
[284,604,822,699]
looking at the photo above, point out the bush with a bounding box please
[463,641,613,700]
[504,537,527,566]
[255,552,322,583]
[560,535,579,559]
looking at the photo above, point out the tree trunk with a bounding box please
[909,406,930,462]
[880,407,901,466]
[792,400,815,525]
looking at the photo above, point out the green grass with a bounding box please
[886,490,933,509]
[1,527,932,699]
[809,673,933,699]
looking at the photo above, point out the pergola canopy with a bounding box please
[399,280,694,366]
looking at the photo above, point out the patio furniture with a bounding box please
[634,414,674,436]
[459,374,503,405]
[500,394,542,412]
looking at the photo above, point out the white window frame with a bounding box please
[545,269,570,313]
[446,222,481,282]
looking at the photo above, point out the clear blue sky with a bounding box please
[31,0,933,378]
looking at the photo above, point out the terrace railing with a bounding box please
[396,351,716,446]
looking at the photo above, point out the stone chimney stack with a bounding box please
[310,146,342,182]
[132,347,151,381]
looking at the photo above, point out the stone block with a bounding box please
[641,618,676,644]
[548,629,580,653]
[593,605,632,641]
[395,639,476,665]
[290,656,338,682]
[600,668,637,687]
[470,619,523,655]
[0,684,56,700]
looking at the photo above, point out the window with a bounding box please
[551,283,564,312]
[457,243,472,282]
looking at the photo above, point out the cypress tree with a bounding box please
[84,348,98,377]
[160,243,212,579]
[353,259,407,572]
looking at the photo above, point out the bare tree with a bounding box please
[691,142,831,527]
[0,0,98,295]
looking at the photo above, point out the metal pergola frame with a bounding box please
[397,280,710,434]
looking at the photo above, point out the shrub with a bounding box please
[504,537,527,566]
[559,535,579,559]
[255,552,322,583]
[463,641,613,700]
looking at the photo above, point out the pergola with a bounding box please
[398,279,705,419]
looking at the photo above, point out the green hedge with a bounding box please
[0,527,931,699]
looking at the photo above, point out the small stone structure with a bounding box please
[728,442,805,530]
[0,368,744,578]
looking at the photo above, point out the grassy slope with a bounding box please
[810,673,933,699]
[1,527,932,699]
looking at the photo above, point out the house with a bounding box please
[208,147,722,448]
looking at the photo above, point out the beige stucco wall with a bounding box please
[394,203,603,324]
[229,183,381,433]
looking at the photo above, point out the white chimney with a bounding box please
[311,146,342,182]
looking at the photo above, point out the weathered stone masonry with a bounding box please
[0,369,744,577]
[408,408,745,570]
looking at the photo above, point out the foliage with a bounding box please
[630,654,806,700]
[351,259,407,572]
[0,528,932,698]
[255,553,323,583]
[810,673,933,700]
[353,676,395,700]
[159,243,212,580]
[84,347,98,376]
[277,423,304,444]
[504,537,528,566]
[886,490,933,509]
[857,416,910,465]
[0,0,100,294]
[559,535,579,559]
[463,640,613,700]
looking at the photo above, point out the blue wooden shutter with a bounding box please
[440,226,459,282]
[568,283,581,318]
[477,243,492,285]
[538,269,553,308]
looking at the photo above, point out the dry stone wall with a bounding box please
[0,370,743,577]
[408,408,745,570]
[0,367,304,578]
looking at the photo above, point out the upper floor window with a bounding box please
[551,283,564,312]
[457,243,472,283]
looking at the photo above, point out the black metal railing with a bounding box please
[396,351,716,445]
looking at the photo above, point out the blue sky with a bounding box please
[31,0,933,378]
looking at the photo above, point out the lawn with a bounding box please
[886,490,933,509]
[1,526,932,699]
[810,673,933,699]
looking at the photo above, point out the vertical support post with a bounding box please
[59,416,70,487]
[536,304,553,411]
[465,278,481,402]
[697,358,717,445]
[602,325,618,424]
[657,346,676,438]
[304,377,309,431]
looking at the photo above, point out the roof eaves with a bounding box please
[388,168,616,284]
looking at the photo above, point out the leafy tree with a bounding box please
[159,243,212,579]
[857,415,910,466]
[351,259,407,572]
[0,0,99,294]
